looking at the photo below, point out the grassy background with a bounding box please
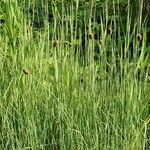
[0,0,150,149]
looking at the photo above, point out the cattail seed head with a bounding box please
[88,32,94,40]
[107,25,112,36]
[23,68,30,75]
[53,40,59,48]
[136,34,142,42]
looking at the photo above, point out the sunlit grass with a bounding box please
[0,0,150,150]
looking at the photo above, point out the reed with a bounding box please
[0,0,149,149]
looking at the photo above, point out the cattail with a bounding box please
[23,68,30,75]
[53,40,59,48]
[136,33,142,42]
[107,25,112,36]
[88,32,94,40]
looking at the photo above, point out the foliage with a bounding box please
[0,0,150,150]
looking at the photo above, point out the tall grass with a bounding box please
[0,0,150,149]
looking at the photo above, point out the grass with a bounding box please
[0,0,150,149]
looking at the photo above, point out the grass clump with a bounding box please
[0,0,150,150]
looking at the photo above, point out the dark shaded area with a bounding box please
[0,18,5,24]
[24,1,53,28]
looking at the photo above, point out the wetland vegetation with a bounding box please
[0,0,150,149]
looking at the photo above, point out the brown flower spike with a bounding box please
[88,32,94,40]
[107,25,112,36]
[53,40,59,48]
[136,34,142,42]
[23,68,30,75]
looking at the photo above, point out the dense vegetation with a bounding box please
[0,0,150,149]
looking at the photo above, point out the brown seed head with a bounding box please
[136,34,142,42]
[88,32,94,40]
[107,25,112,36]
[53,40,59,48]
[23,68,30,75]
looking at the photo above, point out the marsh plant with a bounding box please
[0,0,150,149]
